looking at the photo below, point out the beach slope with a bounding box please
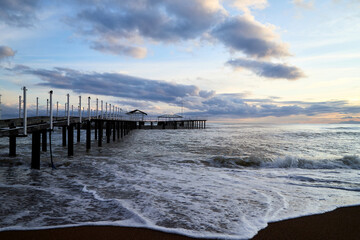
[1,205,359,240]
[253,205,360,240]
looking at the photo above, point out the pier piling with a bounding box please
[31,131,41,169]
[42,130,47,152]
[68,124,74,156]
[121,122,124,138]
[86,120,91,150]
[98,121,103,147]
[106,121,110,143]
[94,121,98,140]
[62,126,66,146]
[77,123,81,142]
[113,122,116,142]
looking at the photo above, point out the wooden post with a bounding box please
[77,123,81,142]
[113,121,116,142]
[151,122,153,129]
[121,121,124,138]
[31,131,41,169]
[86,120,91,150]
[98,121,103,147]
[68,124,74,156]
[106,121,110,143]
[124,122,128,136]
[94,121,98,140]
[42,130,47,152]
[62,126,66,146]
[117,121,120,139]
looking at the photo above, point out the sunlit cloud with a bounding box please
[90,41,147,59]
[0,46,16,62]
[223,0,268,12]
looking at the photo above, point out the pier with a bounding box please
[0,88,206,169]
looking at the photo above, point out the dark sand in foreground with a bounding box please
[1,205,359,240]
[253,205,360,240]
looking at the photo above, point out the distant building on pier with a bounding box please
[126,109,147,121]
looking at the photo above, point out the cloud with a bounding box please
[73,0,223,41]
[0,46,16,62]
[187,94,304,117]
[64,0,295,61]
[226,58,306,80]
[3,65,359,120]
[292,0,314,9]
[224,0,268,13]
[0,0,39,27]
[187,94,360,118]
[211,15,290,59]
[90,41,147,58]
[9,65,214,104]
[67,0,225,57]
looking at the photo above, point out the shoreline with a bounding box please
[252,205,360,240]
[1,205,359,240]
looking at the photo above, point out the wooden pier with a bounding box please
[0,116,206,169]
[0,87,206,169]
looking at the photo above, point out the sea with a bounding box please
[0,123,360,239]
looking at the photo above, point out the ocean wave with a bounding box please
[204,156,264,168]
[206,155,360,170]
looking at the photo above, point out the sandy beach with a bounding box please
[253,205,360,240]
[0,205,359,240]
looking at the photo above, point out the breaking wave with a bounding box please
[207,155,360,170]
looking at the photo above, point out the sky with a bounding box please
[0,0,360,123]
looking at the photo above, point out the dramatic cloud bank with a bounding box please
[227,58,305,80]
[0,0,39,27]
[187,94,360,118]
[68,0,224,57]
[0,0,305,80]
[4,65,358,120]
[0,46,16,61]
[9,65,215,104]
[69,0,289,60]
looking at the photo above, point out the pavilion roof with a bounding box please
[126,109,148,115]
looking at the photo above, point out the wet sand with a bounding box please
[1,205,359,240]
[0,226,200,240]
[253,205,360,240]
